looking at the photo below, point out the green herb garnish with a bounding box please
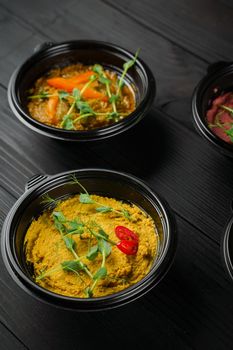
[70,175,131,220]
[28,91,51,99]
[225,127,233,142]
[116,48,140,95]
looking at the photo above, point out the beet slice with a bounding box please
[211,126,231,143]
[219,112,233,125]
[206,107,218,123]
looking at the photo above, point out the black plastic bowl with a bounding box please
[8,40,156,141]
[192,61,233,157]
[221,212,233,281]
[1,169,176,311]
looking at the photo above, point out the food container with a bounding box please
[8,40,155,141]
[221,208,233,281]
[192,61,233,157]
[1,169,177,311]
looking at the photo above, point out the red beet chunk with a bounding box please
[206,107,218,123]
[219,112,233,124]
[211,126,231,143]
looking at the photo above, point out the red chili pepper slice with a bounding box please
[115,226,139,242]
[116,240,138,255]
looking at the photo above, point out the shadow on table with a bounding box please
[55,109,172,179]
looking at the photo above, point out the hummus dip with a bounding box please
[24,194,158,298]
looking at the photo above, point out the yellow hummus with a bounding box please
[24,194,158,298]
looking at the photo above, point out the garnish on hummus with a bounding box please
[24,178,158,298]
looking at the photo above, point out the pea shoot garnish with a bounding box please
[69,175,131,220]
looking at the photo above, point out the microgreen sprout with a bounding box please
[69,175,131,220]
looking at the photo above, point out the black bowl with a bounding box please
[1,169,176,311]
[8,40,155,142]
[221,211,233,281]
[192,61,233,157]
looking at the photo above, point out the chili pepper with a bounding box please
[116,240,138,255]
[115,226,138,242]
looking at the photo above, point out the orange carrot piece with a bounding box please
[47,96,59,123]
[47,71,95,91]
[47,76,107,101]
[81,88,107,101]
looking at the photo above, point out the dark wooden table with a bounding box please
[1,0,233,349]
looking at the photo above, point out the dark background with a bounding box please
[1,0,233,349]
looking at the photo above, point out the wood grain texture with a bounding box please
[0,0,233,349]
[0,322,28,350]
[0,0,207,105]
[105,0,233,62]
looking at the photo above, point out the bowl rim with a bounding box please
[8,40,156,141]
[221,215,233,281]
[192,64,233,154]
[1,168,176,310]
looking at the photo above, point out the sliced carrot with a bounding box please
[47,96,59,123]
[47,77,107,101]
[47,71,95,91]
[81,88,107,101]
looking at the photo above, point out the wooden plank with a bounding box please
[0,0,207,105]
[104,0,233,62]
[0,322,27,350]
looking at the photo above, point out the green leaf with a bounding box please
[96,206,112,213]
[85,287,93,298]
[86,245,99,260]
[107,112,119,120]
[58,90,70,100]
[54,220,65,232]
[89,74,97,82]
[28,91,50,99]
[40,91,50,98]
[53,211,67,233]
[123,49,140,72]
[93,266,107,280]
[53,211,66,223]
[76,101,94,115]
[79,193,95,204]
[109,94,118,103]
[61,260,84,272]
[98,229,109,239]
[72,88,80,99]
[93,64,103,75]
[67,220,84,234]
[62,114,74,130]
[98,76,110,85]
[63,236,76,251]
[98,239,112,257]
[121,208,131,220]
[225,127,233,142]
